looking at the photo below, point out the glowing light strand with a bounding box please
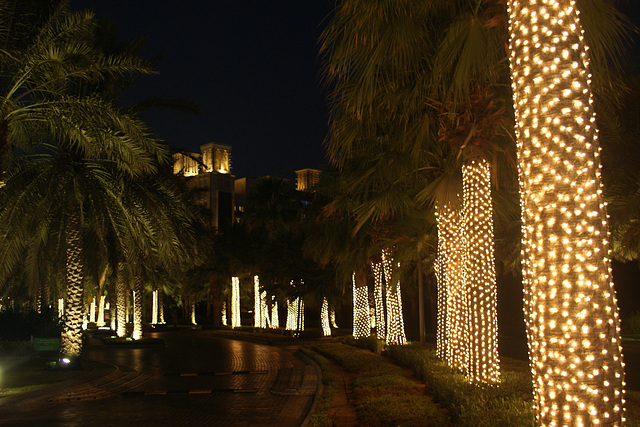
[231,276,241,328]
[507,0,626,423]
[462,158,500,385]
[371,260,386,340]
[254,275,261,328]
[352,271,370,339]
[381,250,406,345]
[321,298,331,336]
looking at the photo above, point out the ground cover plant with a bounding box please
[310,341,450,426]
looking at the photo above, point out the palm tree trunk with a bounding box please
[60,210,84,360]
[381,250,406,346]
[231,276,241,328]
[352,269,370,339]
[437,202,467,373]
[507,2,626,423]
[371,260,386,340]
[132,276,143,339]
[321,297,331,336]
[116,264,126,338]
[462,158,500,384]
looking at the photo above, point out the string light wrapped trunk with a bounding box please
[381,250,406,346]
[371,260,386,340]
[352,270,370,339]
[231,276,241,328]
[321,298,331,336]
[507,0,626,423]
[462,158,500,384]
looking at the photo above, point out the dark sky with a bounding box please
[72,1,332,180]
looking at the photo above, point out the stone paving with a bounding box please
[0,331,318,426]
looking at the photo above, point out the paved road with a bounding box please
[1,331,317,426]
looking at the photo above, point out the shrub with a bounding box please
[0,309,61,341]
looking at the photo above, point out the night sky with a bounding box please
[72,1,332,180]
[71,2,639,181]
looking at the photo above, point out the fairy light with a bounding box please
[321,298,331,336]
[231,276,241,328]
[436,202,468,373]
[286,298,297,331]
[371,260,386,339]
[97,295,106,326]
[261,291,269,328]
[132,288,142,340]
[254,275,261,328]
[330,307,338,328]
[271,296,279,328]
[90,297,96,323]
[353,272,370,339]
[435,203,450,360]
[507,0,626,423]
[152,290,158,325]
[221,301,227,326]
[381,250,406,345]
[461,158,501,385]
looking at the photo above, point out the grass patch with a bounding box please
[0,357,84,397]
[388,343,534,426]
[300,347,337,427]
[310,342,450,426]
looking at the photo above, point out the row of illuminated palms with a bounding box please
[0,1,202,364]
[318,0,632,424]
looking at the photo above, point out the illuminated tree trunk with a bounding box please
[436,202,468,373]
[381,250,406,345]
[352,269,370,339]
[321,298,331,336]
[371,260,386,340]
[231,276,241,328]
[158,290,164,323]
[152,289,158,324]
[132,276,143,340]
[60,210,84,360]
[254,275,261,328]
[507,1,626,423]
[97,295,106,326]
[116,264,126,338]
[462,158,500,384]
[271,298,279,329]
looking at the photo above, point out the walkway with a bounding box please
[0,331,318,426]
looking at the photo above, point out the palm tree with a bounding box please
[506,0,630,423]
[0,0,161,173]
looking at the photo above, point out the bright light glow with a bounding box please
[152,290,159,325]
[90,297,96,323]
[221,301,228,326]
[58,298,64,319]
[97,295,106,327]
[371,260,386,340]
[330,307,338,328]
[321,298,331,336]
[352,272,370,339]
[254,275,261,328]
[381,250,406,345]
[191,303,196,325]
[462,158,500,385]
[271,297,279,329]
[507,0,626,423]
[286,297,304,332]
[231,276,241,328]
[61,358,70,364]
[261,291,269,328]
[132,288,142,340]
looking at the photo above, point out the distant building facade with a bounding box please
[295,168,321,192]
[173,143,234,229]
